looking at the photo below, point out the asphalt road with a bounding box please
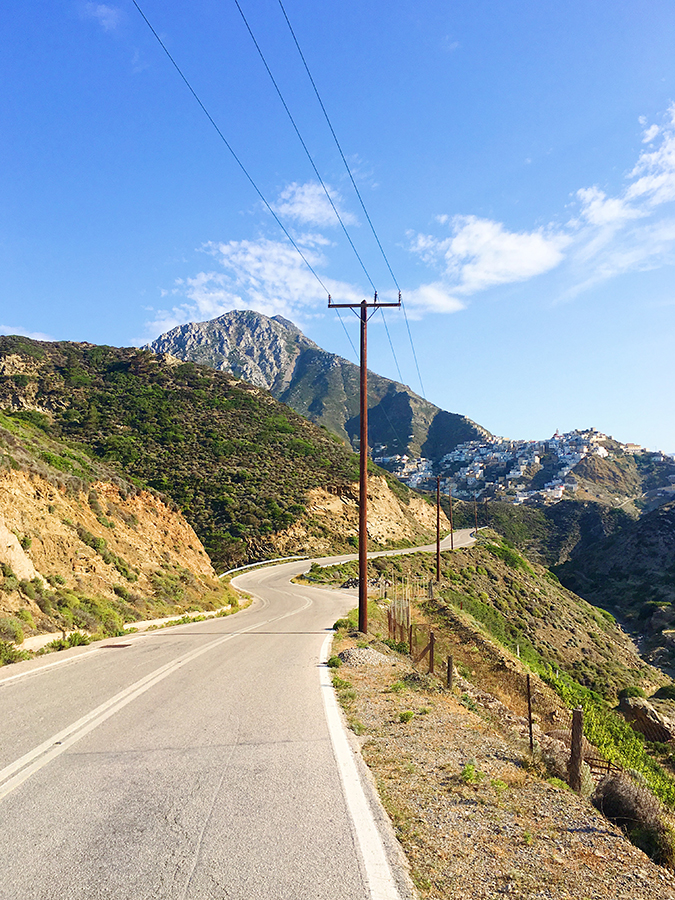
[0,529,474,899]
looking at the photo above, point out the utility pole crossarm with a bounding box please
[328,300,401,309]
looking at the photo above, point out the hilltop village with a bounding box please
[376,427,675,506]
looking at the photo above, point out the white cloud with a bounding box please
[142,236,363,340]
[144,105,675,332]
[404,283,465,314]
[83,3,122,31]
[0,326,53,341]
[409,215,569,297]
[642,124,660,143]
[406,105,675,312]
[576,186,643,226]
[271,181,357,227]
[626,104,675,207]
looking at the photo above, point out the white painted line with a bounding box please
[0,597,313,802]
[320,634,402,900]
[0,646,107,687]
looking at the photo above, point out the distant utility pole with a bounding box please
[329,292,401,633]
[436,475,441,581]
[474,496,479,537]
[449,486,454,550]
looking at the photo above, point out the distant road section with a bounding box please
[0,532,474,899]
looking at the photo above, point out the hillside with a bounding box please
[452,498,675,672]
[146,310,489,460]
[0,335,444,571]
[308,531,656,698]
[0,409,235,652]
[448,498,635,567]
[556,501,675,671]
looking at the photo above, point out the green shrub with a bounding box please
[654,684,675,702]
[16,608,35,629]
[619,686,647,700]
[382,638,409,654]
[36,594,53,615]
[19,579,37,600]
[0,617,24,643]
[0,640,29,665]
[461,762,484,784]
[327,655,342,668]
[47,573,66,586]
[66,631,90,647]
[399,710,415,723]
[1,574,19,593]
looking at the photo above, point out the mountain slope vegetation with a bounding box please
[146,310,489,461]
[0,336,433,570]
[449,498,675,671]
[0,406,236,653]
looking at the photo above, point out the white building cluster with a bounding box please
[374,428,640,506]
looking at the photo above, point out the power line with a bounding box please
[130,0,331,299]
[336,309,358,361]
[401,302,426,398]
[276,0,426,399]
[379,308,403,383]
[277,0,399,292]
[233,0,377,294]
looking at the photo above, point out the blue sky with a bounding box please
[1,1,674,451]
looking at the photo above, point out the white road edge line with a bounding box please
[0,597,313,802]
[320,634,402,900]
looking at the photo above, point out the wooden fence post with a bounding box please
[429,630,435,675]
[447,654,453,690]
[526,674,534,752]
[569,707,584,793]
[409,623,413,656]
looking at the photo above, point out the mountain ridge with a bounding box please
[146,310,490,459]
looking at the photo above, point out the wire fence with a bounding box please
[380,577,674,861]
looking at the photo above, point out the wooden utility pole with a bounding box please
[329,293,400,633]
[449,486,454,550]
[436,475,441,582]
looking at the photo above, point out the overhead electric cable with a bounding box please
[379,308,403,383]
[401,303,426,398]
[277,0,399,292]
[130,0,331,299]
[277,0,426,399]
[233,0,377,294]
[336,309,358,361]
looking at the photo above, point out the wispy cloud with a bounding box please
[0,326,53,341]
[271,181,356,228]
[407,103,675,311]
[82,3,122,32]
[409,216,569,296]
[142,235,363,340]
[145,106,675,336]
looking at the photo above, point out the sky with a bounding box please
[1,1,675,451]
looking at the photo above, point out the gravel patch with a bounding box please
[338,647,394,667]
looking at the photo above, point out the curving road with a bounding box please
[0,530,473,899]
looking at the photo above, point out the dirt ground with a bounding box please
[331,637,675,900]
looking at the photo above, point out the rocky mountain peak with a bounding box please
[146,309,489,461]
